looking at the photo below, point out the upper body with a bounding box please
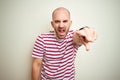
[32,30,80,79]
[32,7,97,80]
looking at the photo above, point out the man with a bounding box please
[32,7,97,80]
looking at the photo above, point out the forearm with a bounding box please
[32,65,40,80]
[73,27,89,45]
[32,58,42,80]
[73,31,83,46]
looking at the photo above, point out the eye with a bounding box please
[54,20,60,23]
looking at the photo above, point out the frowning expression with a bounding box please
[51,8,72,39]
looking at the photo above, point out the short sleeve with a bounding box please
[32,35,44,58]
[70,30,81,53]
[73,43,80,53]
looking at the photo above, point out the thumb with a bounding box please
[83,42,90,51]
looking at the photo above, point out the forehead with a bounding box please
[52,8,70,20]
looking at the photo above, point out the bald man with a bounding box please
[32,7,97,80]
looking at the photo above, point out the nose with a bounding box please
[59,22,64,28]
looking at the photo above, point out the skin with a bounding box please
[73,28,97,51]
[32,7,97,80]
[32,58,42,80]
[51,7,72,39]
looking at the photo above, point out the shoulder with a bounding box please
[38,31,55,38]
[67,30,75,38]
[36,31,56,43]
[69,30,74,34]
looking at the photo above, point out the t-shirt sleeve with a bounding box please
[73,43,80,53]
[32,35,44,58]
[70,30,81,53]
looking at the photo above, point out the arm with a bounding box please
[73,27,97,51]
[73,31,83,46]
[32,58,43,80]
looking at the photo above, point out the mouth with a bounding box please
[58,29,65,33]
[57,29,66,38]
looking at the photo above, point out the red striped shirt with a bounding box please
[32,30,80,80]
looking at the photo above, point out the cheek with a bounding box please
[53,25,59,32]
[51,22,57,28]
[66,24,70,29]
[52,23,57,29]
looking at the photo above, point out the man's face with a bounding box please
[51,9,72,39]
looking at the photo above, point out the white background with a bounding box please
[0,0,120,80]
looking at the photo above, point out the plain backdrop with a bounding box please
[0,0,120,80]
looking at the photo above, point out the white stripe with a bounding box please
[32,55,42,58]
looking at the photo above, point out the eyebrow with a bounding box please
[54,20,60,23]
[63,20,68,22]
[54,20,68,23]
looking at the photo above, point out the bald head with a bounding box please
[52,7,71,20]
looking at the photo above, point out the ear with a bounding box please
[51,21,54,28]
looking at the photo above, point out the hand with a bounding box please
[76,27,97,51]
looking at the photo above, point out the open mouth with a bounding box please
[58,29,65,33]
[57,29,66,38]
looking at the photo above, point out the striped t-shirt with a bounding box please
[32,30,80,80]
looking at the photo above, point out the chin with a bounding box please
[58,35,66,39]
[57,32,68,39]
